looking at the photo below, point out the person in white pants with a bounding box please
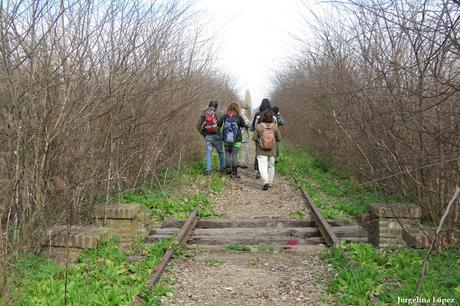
[252,111,282,190]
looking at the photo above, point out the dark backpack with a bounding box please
[259,123,275,150]
[222,115,239,143]
[202,109,218,134]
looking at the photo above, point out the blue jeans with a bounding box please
[205,134,225,172]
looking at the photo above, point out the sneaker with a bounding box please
[263,183,269,190]
[255,172,261,179]
[205,170,212,176]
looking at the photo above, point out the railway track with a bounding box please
[134,184,367,304]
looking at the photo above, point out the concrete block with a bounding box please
[370,203,422,219]
[95,204,140,219]
[45,225,113,249]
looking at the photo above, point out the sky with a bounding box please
[196,0,313,109]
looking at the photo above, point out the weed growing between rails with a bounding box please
[322,243,460,305]
[276,144,405,220]
[8,239,176,305]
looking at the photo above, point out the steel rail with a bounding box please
[295,178,340,247]
[134,209,197,305]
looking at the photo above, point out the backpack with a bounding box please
[222,115,239,143]
[259,123,275,150]
[202,109,218,134]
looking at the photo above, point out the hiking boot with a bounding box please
[205,170,212,176]
[231,167,240,179]
[255,172,261,179]
[263,183,269,190]
[225,167,232,176]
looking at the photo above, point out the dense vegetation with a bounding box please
[0,0,237,298]
[3,160,224,305]
[277,144,404,220]
[272,0,459,241]
[278,144,459,305]
[323,243,460,305]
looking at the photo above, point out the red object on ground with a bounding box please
[287,239,299,245]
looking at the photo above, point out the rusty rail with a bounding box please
[295,178,340,247]
[134,209,197,305]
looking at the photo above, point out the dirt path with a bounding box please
[161,143,333,305]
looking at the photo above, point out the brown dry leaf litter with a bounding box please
[161,144,333,305]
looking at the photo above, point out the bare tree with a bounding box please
[0,0,237,299]
[272,0,460,245]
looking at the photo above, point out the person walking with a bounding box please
[252,110,282,190]
[196,100,225,175]
[250,98,275,178]
[219,102,248,178]
[237,105,251,168]
[272,106,284,161]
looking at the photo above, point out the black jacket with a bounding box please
[251,99,272,131]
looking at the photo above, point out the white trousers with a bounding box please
[257,155,275,185]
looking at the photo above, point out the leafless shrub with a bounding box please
[0,0,237,283]
[272,0,460,245]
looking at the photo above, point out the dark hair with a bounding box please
[272,106,279,114]
[261,110,274,123]
[209,100,218,108]
[259,98,272,112]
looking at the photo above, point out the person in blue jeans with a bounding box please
[196,100,225,175]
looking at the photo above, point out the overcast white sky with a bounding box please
[196,0,314,109]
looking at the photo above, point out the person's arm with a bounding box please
[217,113,225,128]
[252,126,259,142]
[274,125,282,142]
[196,113,205,136]
[238,115,247,127]
[250,113,258,131]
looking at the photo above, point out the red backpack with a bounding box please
[202,109,218,134]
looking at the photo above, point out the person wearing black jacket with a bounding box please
[251,98,273,178]
[251,98,272,131]
[218,102,248,178]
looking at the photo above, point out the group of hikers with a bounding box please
[196,98,284,190]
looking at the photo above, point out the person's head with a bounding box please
[272,106,279,115]
[227,102,241,116]
[261,110,274,123]
[209,100,218,108]
[259,98,272,112]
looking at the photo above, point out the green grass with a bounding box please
[277,144,405,220]
[9,238,175,306]
[114,156,225,222]
[8,156,226,305]
[224,243,251,253]
[149,156,226,194]
[204,257,224,266]
[289,210,306,219]
[256,243,275,253]
[322,243,460,305]
[119,188,222,222]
